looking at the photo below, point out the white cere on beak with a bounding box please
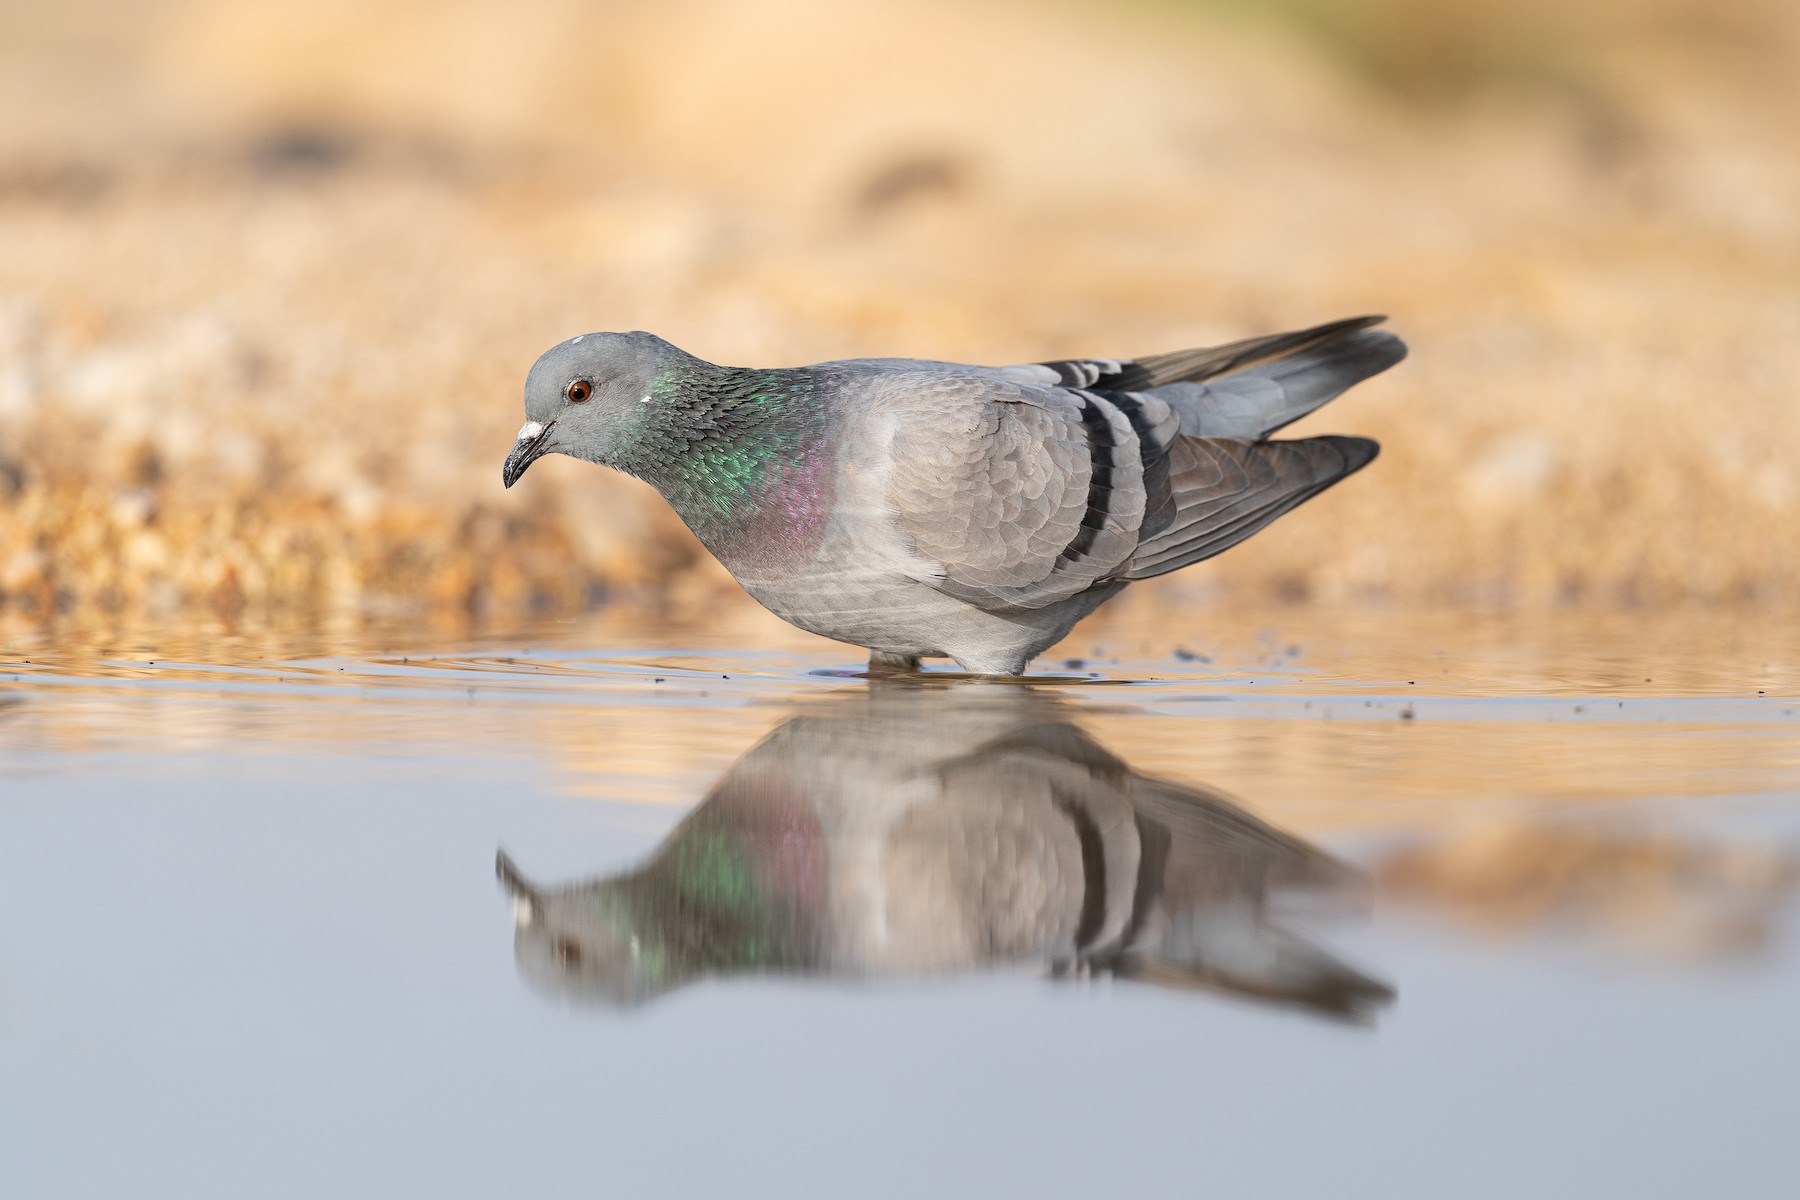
[516,420,544,442]
[511,895,535,927]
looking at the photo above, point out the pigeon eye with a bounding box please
[566,379,593,403]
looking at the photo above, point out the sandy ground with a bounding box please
[1,0,1797,619]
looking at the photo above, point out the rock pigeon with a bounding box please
[496,683,1393,1018]
[503,316,1404,673]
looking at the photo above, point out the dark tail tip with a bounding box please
[1324,435,1382,475]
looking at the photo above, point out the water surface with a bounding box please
[3,606,1797,1198]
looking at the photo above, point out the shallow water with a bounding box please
[3,605,1798,1198]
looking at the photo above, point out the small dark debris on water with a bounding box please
[1399,705,1415,720]
[1063,658,1085,670]
[1574,705,1585,713]
[653,677,665,683]
[1286,645,1302,656]
[1173,647,1210,663]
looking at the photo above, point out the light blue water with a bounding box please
[3,611,1798,1199]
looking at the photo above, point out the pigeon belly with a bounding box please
[731,558,1119,674]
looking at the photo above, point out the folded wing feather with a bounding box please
[877,316,1398,612]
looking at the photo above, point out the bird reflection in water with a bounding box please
[497,684,1393,1019]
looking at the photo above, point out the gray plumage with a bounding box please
[496,684,1393,1019]
[503,316,1404,673]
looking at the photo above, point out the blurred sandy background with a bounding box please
[1,0,1796,621]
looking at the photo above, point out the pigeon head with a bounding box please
[501,331,685,488]
[497,850,674,1006]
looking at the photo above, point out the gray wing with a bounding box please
[878,371,1179,612]
[1122,435,1378,580]
[1123,774,1393,1017]
[873,317,1398,610]
[931,719,1390,1015]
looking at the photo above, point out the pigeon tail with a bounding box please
[1148,326,1407,440]
[1122,434,1379,581]
[1133,903,1396,1020]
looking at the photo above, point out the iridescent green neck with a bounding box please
[610,360,834,553]
[619,814,824,986]
[610,363,798,501]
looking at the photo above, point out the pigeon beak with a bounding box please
[496,849,545,927]
[502,419,557,488]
